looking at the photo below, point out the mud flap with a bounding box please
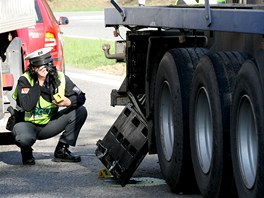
[95,103,148,186]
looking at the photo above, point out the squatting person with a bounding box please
[11,47,87,165]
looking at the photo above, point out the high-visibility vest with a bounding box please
[13,71,66,125]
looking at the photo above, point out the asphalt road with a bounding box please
[56,11,127,40]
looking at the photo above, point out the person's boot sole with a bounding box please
[23,159,35,165]
[53,157,81,162]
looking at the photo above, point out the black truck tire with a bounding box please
[231,60,264,198]
[189,52,248,197]
[154,48,207,193]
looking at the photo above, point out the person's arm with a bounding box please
[16,76,41,111]
[54,75,86,107]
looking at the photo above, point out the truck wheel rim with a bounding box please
[195,87,213,174]
[159,81,174,161]
[237,95,257,189]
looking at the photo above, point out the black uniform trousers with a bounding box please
[12,105,87,148]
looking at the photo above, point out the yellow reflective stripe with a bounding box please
[12,86,18,100]
[57,71,65,99]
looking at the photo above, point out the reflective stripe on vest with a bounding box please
[13,71,66,125]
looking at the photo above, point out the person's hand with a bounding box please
[52,97,71,107]
[35,65,48,86]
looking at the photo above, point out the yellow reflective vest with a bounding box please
[13,71,66,125]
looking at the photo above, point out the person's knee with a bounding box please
[13,124,35,147]
[77,106,88,120]
[14,133,35,147]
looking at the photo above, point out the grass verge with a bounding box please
[63,37,117,70]
[47,0,111,12]
[48,0,174,12]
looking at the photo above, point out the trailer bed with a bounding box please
[105,4,264,34]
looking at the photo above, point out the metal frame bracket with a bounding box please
[110,0,126,21]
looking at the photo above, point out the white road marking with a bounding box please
[66,71,124,87]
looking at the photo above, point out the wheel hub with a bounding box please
[195,87,213,174]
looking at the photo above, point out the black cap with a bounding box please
[25,47,53,67]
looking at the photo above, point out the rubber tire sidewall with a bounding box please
[154,48,208,192]
[189,56,224,197]
[231,60,264,198]
[154,51,184,192]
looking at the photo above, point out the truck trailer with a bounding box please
[95,0,264,197]
[0,0,35,143]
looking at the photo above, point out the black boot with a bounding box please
[21,147,35,165]
[54,142,81,162]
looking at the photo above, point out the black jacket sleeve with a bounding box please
[16,76,42,111]
[64,75,86,107]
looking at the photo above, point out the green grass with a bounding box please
[48,0,111,12]
[48,0,174,12]
[63,37,116,69]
